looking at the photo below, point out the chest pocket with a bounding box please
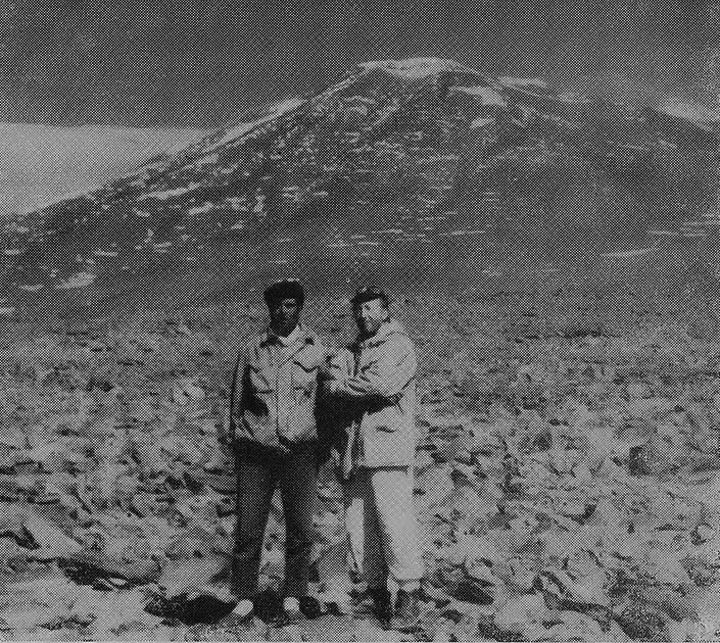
[292,354,318,391]
[357,350,381,376]
[248,361,273,393]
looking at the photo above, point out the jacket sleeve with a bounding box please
[324,347,354,381]
[316,347,354,464]
[227,344,251,444]
[329,337,416,401]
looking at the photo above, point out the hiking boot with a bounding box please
[217,599,255,628]
[253,591,284,624]
[275,597,301,626]
[276,595,324,626]
[392,589,421,631]
[368,586,393,627]
[299,596,324,619]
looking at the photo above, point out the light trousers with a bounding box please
[343,466,423,590]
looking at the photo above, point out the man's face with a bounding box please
[268,297,301,336]
[353,298,389,337]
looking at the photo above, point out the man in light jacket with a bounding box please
[226,278,324,625]
[324,286,424,629]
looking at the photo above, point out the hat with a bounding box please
[263,278,305,307]
[350,285,390,306]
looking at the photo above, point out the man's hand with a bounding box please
[318,363,335,383]
[203,450,232,473]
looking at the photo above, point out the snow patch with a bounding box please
[471,117,496,129]
[225,197,248,211]
[187,202,214,216]
[139,183,200,201]
[556,91,592,104]
[452,86,506,107]
[359,58,471,79]
[655,96,720,124]
[56,272,96,289]
[193,153,219,167]
[20,284,44,292]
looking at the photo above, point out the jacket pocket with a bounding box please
[368,404,402,433]
[249,363,273,393]
[292,356,318,391]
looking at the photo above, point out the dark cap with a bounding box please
[350,285,390,307]
[263,278,305,307]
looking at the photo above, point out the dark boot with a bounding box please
[216,599,255,628]
[299,596,324,619]
[368,586,393,626]
[392,589,421,631]
[253,590,284,624]
[276,595,325,626]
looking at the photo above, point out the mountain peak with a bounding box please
[357,57,473,79]
[4,58,720,311]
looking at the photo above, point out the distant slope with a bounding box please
[0,124,207,217]
[3,58,720,312]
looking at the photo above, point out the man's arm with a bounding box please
[226,346,250,445]
[316,347,354,463]
[321,347,354,382]
[328,338,416,402]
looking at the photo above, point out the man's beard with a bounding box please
[359,320,380,337]
[272,319,297,336]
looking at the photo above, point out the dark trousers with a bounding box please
[231,444,318,599]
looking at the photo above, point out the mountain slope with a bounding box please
[4,58,719,310]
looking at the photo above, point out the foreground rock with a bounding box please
[1,312,720,640]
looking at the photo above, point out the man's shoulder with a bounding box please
[300,325,323,345]
[239,331,268,359]
[379,321,416,350]
[299,326,328,353]
[387,334,416,359]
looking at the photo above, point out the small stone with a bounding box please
[494,593,547,631]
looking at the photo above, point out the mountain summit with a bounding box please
[4,57,719,309]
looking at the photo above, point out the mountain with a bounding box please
[3,57,720,311]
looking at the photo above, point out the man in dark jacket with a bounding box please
[226,279,324,624]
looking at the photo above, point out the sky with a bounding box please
[0,0,718,127]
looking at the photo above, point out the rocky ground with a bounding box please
[1,292,720,641]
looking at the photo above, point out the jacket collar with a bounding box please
[353,318,405,350]
[261,322,316,348]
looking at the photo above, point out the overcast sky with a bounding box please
[0,0,718,127]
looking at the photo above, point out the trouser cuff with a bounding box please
[284,584,309,598]
[397,579,421,592]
